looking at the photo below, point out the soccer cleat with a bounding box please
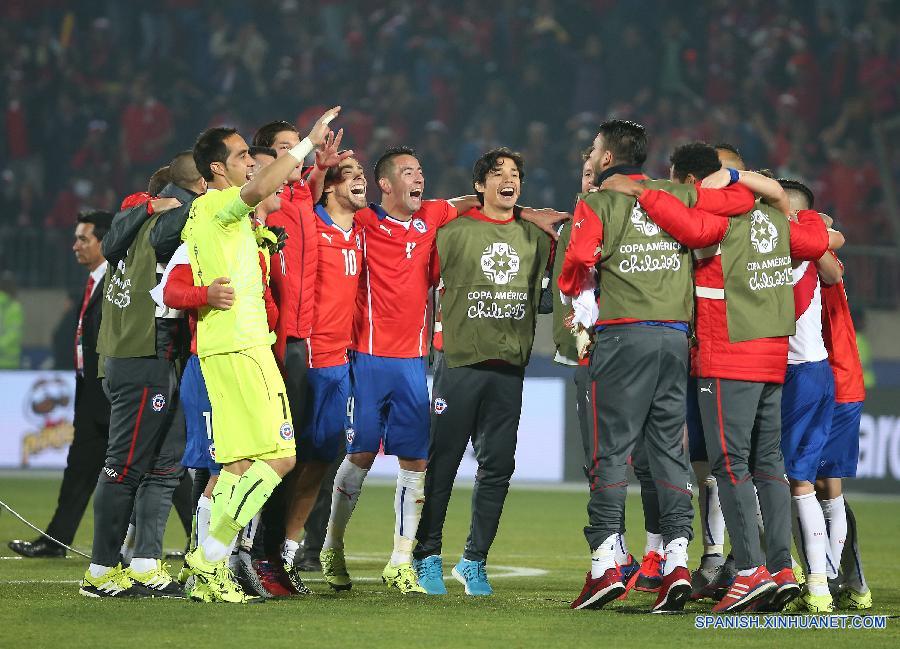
[295,550,323,573]
[792,562,806,586]
[652,567,692,613]
[414,555,448,595]
[783,588,834,613]
[712,566,775,613]
[836,587,872,611]
[571,568,625,610]
[283,561,313,595]
[8,537,66,558]
[632,551,664,593]
[234,551,273,598]
[690,562,724,601]
[618,554,640,584]
[251,559,292,597]
[383,562,427,595]
[320,548,352,591]
[125,560,185,598]
[176,565,191,585]
[79,564,153,598]
[452,558,493,596]
[754,568,801,612]
[184,548,249,603]
[707,557,738,601]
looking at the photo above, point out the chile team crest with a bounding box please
[412,218,427,234]
[280,422,294,441]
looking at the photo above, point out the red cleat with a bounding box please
[571,568,625,610]
[712,566,775,613]
[251,559,292,597]
[652,566,692,613]
[754,568,801,612]
[627,551,664,593]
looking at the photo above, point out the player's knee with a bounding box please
[476,458,515,484]
[99,463,140,488]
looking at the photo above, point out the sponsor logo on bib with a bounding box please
[629,204,660,237]
[279,422,294,440]
[480,242,520,285]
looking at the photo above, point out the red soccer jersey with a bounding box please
[821,253,865,403]
[308,205,363,368]
[352,200,457,358]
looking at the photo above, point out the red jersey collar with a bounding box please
[463,207,515,224]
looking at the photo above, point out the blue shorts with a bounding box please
[781,360,835,483]
[686,375,706,462]
[817,401,863,479]
[180,355,220,474]
[298,364,350,463]
[347,352,429,460]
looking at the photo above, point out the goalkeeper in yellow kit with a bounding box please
[182,106,342,603]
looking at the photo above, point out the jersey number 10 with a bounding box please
[341,249,358,276]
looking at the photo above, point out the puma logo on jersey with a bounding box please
[321,232,334,245]
[379,224,393,236]
[700,383,713,394]
[574,219,584,228]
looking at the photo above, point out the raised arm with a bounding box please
[240,107,340,208]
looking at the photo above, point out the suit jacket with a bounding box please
[76,270,111,424]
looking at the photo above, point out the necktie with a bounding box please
[75,275,96,375]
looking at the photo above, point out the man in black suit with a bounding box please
[9,210,114,557]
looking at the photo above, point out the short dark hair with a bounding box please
[472,147,525,204]
[714,142,742,158]
[77,210,114,241]
[249,145,277,159]
[168,150,202,190]
[581,146,593,162]
[374,146,416,181]
[193,127,238,182]
[669,142,721,183]
[148,165,171,195]
[253,120,297,148]
[596,119,647,166]
[779,178,815,210]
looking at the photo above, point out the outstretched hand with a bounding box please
[308,106,341,147]
[315,128,355,169]
[521,207,571,240]
[700,168,731,189]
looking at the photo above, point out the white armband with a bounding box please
[288,137,314,163]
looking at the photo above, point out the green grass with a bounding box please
[1,475,898,648]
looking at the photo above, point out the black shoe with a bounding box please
[235,551,273,598]
[295,550,323,573]
[283,561,313,595]
[8,537,66,558]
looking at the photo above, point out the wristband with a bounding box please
[727,168,740,186]
[288,137,314,163]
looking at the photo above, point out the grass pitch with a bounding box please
[1,474,898,648]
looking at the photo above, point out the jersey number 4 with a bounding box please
[341,249,358,276]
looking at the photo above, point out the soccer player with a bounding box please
[413,147,552,596]
[318,146,565,595]
[180,106,339,603]
[816,235,872,610]
[779,179,843,613]
[600,142,834,612]
[280,157,365,589]
[561,124,764,613]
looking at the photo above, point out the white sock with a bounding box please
[645,532,664,556]
[323,458,369,551]
[820,495,846,580]
[614,533,630,565]
[792,492,832,594]
[201,534,233,564]
[738,567,758,577]
[120,523,136,564]
[391,469,426,566]
[591,533,618,578]
[699,474,725,556]
[129,557,157,572]
[663,537,689,576]
[240,512,261,552]
[282,538,300,566]
[88,563,114,578]
[196,496,212,548]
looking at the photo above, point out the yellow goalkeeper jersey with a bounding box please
[182,185,275,357]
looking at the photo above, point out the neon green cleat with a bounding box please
[177,565,191,585]
[79,564,150,598]
[125,560,184,598]
[382,562,427,595]
[837,588,872,611]
[184,548,250,603]
[784,588,833,613]
[791,563,806,587]
[320,548,352,591]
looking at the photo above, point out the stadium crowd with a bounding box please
[1,0,898,291]
[0,0,884,617]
